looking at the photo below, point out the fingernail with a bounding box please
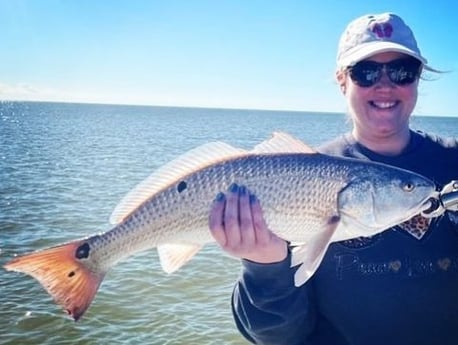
[249,194,257,204]
[215,192,225,202]
[229,183,239,193]
[239,185,247,195]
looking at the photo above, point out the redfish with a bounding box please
[4,132,437,321]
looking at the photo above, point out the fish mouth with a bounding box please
[420,191,443,218]
[357,188,438,233]
[381,193,440,228]
[421,198,441,217]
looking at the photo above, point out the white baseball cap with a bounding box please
[337,13,433,70]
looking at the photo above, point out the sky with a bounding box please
[1,1,457,116]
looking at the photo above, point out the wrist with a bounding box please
[243,239,288,264]
[241,249,295,290]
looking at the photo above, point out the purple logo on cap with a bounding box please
[371,23,393,38]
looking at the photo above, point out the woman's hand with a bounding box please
[209,183,288,264]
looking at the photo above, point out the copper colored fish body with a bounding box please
[4,132,437,321]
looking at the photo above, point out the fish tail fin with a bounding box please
[4,240,105,321]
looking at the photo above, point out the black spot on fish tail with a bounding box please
[75,243,90,259]
[68,271,76,278]
[328,215,340,225]
[177,181,187,193]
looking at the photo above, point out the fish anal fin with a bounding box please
[291,216,340,286]
[4,240,105,321]
[157,243,203,274]
[252,131,316,154]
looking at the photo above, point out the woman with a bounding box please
[209,13,458,345]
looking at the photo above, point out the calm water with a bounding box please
[1,102,457,345]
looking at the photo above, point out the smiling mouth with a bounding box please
[369,101,399,109]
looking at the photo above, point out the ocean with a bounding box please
[1,101,457,345]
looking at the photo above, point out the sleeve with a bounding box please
[231,251,317,345]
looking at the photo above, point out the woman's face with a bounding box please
[338,52,420,141]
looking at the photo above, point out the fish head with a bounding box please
[337,165,437,237]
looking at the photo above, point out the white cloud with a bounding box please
[0,82,124,105]
[0,82,70,101]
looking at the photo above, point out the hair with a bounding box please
[420,66,448,82]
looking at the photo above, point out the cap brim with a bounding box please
[338,41,434,70]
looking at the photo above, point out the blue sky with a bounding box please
[1,1,457,116]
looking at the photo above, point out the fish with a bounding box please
[3,132,437,321]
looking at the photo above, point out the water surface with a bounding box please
[1,102,456,344]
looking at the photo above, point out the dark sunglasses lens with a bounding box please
[349,61,381,87]
[349,58,421,87]
[386,59,421,85]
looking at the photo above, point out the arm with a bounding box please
[209,183,317,344]
[232,254,316,344]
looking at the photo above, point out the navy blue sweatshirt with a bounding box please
[232,131,458,345]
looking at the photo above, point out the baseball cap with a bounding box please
[337,13,433,70]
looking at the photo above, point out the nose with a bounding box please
[375,68,395,88]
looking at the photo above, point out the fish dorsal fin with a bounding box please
[252,131,316,154]
[109,141,248,225]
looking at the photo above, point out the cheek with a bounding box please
[409,84,418,100]
[401,84,418,108]
[346,83,369,107]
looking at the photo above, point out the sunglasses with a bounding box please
[348,57,422,87]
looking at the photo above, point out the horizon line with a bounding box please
[1,98,455,118]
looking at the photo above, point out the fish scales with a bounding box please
[89,153,350,268]
[3,132,437,321]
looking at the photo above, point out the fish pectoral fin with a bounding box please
[157,243,203,274]
[290,217,339,287]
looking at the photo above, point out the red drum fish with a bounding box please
[4,132,437,321]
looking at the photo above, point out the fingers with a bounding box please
[223,184,243,246]
[209,192,227,246]
[238,186,256,246]
[209,183,288,263]
[249,193,272,246]
[209,183,256,251]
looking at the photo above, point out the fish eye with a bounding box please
[403,182,415,192]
